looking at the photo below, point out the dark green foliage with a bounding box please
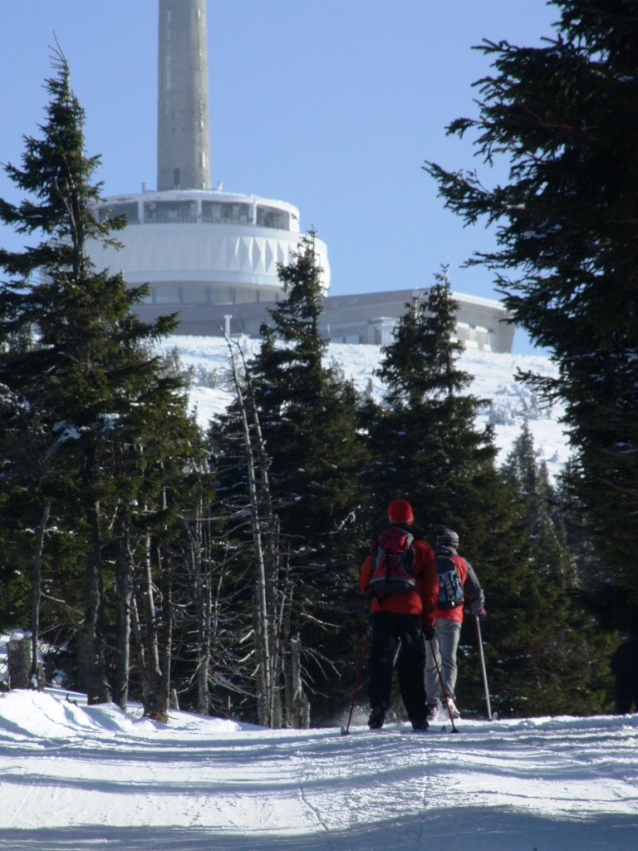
[496,423,615,715]
[211,233,370,723]
[362,268,497,534]
[255,233,368,546]
[424,0,638,621]
[0,50,200,711]
[377,269,470,409]
[555,458,635,638]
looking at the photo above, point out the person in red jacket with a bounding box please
[359,499,438,731]
[425,528,485,721]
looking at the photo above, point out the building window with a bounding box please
[144,200,197,223]
[256,205,289,230]
[202,201,250,225]
[97,202,139,225]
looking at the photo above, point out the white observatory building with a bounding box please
[87,0,513,353]
[91,188,327,310]
[88,0,329,316]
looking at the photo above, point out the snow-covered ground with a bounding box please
[0,342,591,849]
[160,335,571,480]
[0,687,636,850]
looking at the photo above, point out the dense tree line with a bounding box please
[0,50,620,725]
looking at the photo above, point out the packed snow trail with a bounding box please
[0,690,637,850]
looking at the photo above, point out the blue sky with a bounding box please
[0,1,559,353]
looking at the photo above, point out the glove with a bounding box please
[423,624,436,641]
[475,608,486,622]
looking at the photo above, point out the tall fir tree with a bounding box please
[254,233,367,546]
[424,0,638,624]
[213,233,370,723]
[0,49,193,706]
[501,424,615,713]
[363,267,497,534]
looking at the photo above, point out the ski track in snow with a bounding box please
[0,689,637,850]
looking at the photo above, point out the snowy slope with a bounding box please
[161,336,571,481]
[0,688,636,850]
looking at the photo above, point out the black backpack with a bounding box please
[435,553,464,609]
[369,527,417,597]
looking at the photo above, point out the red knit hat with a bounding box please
[388,499,414,525]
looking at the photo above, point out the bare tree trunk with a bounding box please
[141,536,165,721]
[130,593,146,675]
[82,498,111,704]
[242,347,286,729]
[113,511,133,710]
[290,634,311,728]
[226,337,275,726]
[157,541,173,723]
[189,507,213,716]
[31,500,52,689]
[7,633,31,689]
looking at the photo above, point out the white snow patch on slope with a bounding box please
[159,336,571,479]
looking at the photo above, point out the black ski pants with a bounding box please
[368,611,427,725]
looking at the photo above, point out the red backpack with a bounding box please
[368,527,417,597]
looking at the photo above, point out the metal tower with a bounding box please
[157,0,211,191]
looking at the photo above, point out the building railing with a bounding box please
[100,215,292,230]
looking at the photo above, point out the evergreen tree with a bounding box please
[501,424,615,713]
[424,0,638,620]
[555,457,628,643]
[0,50,190,706]
[212,233,370,723]
[363,267,497,533]
[254,233,367,546]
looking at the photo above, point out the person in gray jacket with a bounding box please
[425,529,485,721]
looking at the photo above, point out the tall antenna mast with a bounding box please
[157,0,211,190]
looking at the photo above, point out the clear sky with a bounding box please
[0,1,559,353]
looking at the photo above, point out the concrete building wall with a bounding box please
[317,289,514,352]
[158,0,211,190]
[88,190,330,307]
[126,288,515,353]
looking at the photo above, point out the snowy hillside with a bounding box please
[160,335,571,480]
[0,687,636,850]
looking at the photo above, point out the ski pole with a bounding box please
[427,636,459,733]
[474,614,492,721]
[341,628,370,735]
[393,638,402,667]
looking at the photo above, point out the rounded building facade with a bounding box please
[87,189,330,307]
